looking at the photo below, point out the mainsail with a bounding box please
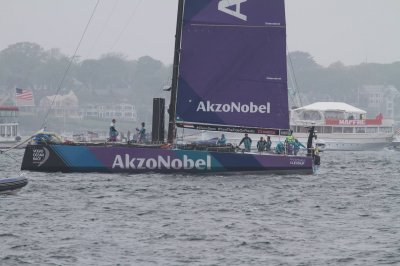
[174,0,289,134]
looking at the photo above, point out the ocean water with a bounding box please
[1,149,400,266]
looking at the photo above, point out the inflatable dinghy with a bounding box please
[0,176,28,193]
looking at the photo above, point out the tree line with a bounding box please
[1,42,399,110]
[0,42,172,122]
[287,51,400,106]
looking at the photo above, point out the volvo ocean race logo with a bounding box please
[112,155,212,170]
[196,101,270,114]
[32,147,50,167]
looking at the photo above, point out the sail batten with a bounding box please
[175,0,289,130]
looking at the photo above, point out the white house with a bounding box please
[40,90,81,118]
[80,103,137,121]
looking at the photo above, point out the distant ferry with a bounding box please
[290,102,394,151]
[0,106,20,148]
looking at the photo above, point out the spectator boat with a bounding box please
[289,102,394,151]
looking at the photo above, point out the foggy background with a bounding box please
[1,0,399,66]
[0,0,400,136]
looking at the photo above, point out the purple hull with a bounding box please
[21,144,314,175]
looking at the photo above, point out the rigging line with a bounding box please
[108,0,143,53]
[0,149,19,163]
[287,57,298,108]
[287,50,300,107]
[40,0,101,130]
[287,85,297,108]
[86,0,120,58]
[287,45,304,107]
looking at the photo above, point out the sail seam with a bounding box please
[189,23,285,28]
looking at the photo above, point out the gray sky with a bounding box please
[0,0,399,66]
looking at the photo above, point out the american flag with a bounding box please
[15,88,35,106]
[396,128,400,135]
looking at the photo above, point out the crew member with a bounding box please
[217,134,227,145]
[257,137,266,152]
[136,122,146,143]
[239,133,252,152]
[293,138,306,155]
[285,131,295,155]
[265,136,272,151]
[275,142,285,154]
[109,119,118,142]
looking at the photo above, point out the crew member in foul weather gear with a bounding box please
[265,136,272,151]
[217,134,227,145]
[136,122,146,143]
[109,119,118,142]
[313,146,321,166]
[275,142,285,154]
[285,131,295,155]
[239,133,252,152]
[293,138,306,155]
[257,137,267,152]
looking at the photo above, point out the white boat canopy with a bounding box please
[293,102,366,114]
[291,102,367,124]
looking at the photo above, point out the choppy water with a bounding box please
[1,149,400,265]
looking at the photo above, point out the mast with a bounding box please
[167,0,185,144]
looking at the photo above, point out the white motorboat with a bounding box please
[290,102,394,151]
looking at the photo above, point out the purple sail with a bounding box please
[176,0,289,130]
